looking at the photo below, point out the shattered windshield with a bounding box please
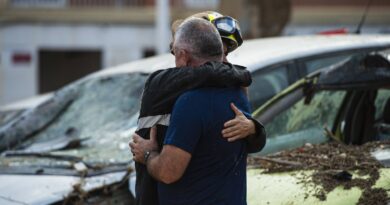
[0,72,147,168]
[260,90,346,155]
[267,90,346,138]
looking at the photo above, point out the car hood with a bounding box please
[247,168,390,205]
[0,171,128,205]
[247,142,390,204]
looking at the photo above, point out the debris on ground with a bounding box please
[247,140,390,204]
[62,168,133,205]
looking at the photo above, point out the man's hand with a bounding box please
[129,127,158,164]
[222,103,256,142]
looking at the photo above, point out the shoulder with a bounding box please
[147,68,174,81]
[208,61,247,70]
[169,89,210,122]
[176,89,210,104]
[173,88,217,111]
[177,88,245,106]
[146,67,195,86]
[179,88,215,99]
[181,87,243,97]
[145,68,180,89]
[232,63,247,70]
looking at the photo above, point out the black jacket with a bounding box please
[134,61,266,205]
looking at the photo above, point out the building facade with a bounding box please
[0,0,218,106]
[1,0,389,106]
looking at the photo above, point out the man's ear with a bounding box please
[175,49,193,67]
[175,49,187,67]
[184,51,192,67]
[180,50,191,67]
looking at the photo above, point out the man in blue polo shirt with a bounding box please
[158,88,249,204]
[131,17,248,205]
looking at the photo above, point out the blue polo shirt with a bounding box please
[158,87,249,205]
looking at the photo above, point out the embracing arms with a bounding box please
[222,103,266,153]
[131,127,191,184]
[143,62,265,152]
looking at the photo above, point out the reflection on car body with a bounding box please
[1,35,390,204]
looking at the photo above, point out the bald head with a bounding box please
[173,17,223,66]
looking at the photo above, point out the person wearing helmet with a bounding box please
[130,13,266,205]
[171,11,243,62]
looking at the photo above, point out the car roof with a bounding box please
[93,34,390,78]
[229,34,390,72]
[90,53,175,79]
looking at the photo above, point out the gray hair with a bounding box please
[174,17,223,61]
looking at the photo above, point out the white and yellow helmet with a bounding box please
[171,11,243,53]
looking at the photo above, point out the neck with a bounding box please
[190,60,207,67]
[189,57,222,67]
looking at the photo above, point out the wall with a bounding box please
[0,23,155,106]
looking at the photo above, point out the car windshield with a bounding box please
[259,90,346,155]
[0,73,147,168]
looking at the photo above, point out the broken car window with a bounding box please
[259,90,346,154]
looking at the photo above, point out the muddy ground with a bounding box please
[248,140,390,204]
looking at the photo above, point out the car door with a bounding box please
[333,88,390,145]
[254,87,347,155]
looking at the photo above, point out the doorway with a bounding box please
[38,49,102,93]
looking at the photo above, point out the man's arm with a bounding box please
[130,127,191,184]
[132,92,203,183]
[138,62,250,119]
[147,145,191,184]
[149,62,251,91]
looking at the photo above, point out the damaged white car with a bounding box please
[1,35,390,204]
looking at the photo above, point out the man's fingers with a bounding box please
[230,103,243,116]
[129,142,136,149]
[150,126,157,142]
[227,135,244,142]
[224,119,237,128]
[222,125,239,136]
[223,129,242,138]
[132,135,141,143]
